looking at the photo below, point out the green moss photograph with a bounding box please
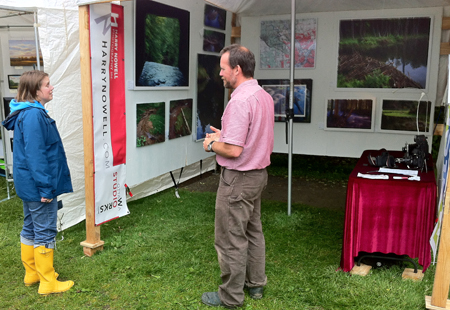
[136,102,165,147]
[169,98,192,139]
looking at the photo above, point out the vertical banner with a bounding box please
[430,105,450,262]
[90,3,129,225]
[430,55,450,262]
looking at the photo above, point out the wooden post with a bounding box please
[78,5,104,256]
[425,17,450,309]
[231,13,240,45]
[428,192,450,308]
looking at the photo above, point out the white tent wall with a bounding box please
[1,0,447,229]
[0,11,36,177]
[0,0,223,231]
[239,7,444,158]
[121,0,222,189]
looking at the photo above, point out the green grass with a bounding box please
[267,153,358,186]
[0,156,438,309]
[337,70,391,88]
[383,110,429,121]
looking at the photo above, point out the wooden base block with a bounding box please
[80,240,105,257]
[425,295,450,309]
[402,268,424,281]
[350,263,372,276]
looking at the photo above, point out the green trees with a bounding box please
[144,15,180,67]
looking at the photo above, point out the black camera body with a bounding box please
[367,150,395,168]
[401,135,429,170]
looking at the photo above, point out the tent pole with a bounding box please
[78,5,104,256]
[33,11,40,71]
[287,0,295,216]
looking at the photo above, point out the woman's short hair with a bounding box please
[16,70,49,103]
[220,44,255,78]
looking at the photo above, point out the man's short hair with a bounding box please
[220,44,255,78]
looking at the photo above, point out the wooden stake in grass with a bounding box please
[78,4,104,256]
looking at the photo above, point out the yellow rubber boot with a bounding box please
[21,243,59,286]
[34,246,73,295]
[21,243,40,286]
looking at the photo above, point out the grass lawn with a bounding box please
[0,154,438,309]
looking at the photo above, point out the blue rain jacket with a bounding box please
[2,100,73,201]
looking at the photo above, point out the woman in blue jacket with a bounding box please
[2,70,74,295]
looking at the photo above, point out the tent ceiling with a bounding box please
[207,0,450,15]
[0,8,33,21]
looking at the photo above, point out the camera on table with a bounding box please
[400,135,429,171]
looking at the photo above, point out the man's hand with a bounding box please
[203,137,214,152]
[206,126,221,141]
[202,125,243,157]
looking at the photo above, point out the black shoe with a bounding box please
[201,292,237,309]
[247,286,264,300]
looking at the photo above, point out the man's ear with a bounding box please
[235,65,241,75]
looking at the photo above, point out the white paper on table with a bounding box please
[357,173,389,179]
[378,168,418,176]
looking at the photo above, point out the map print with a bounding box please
[260,18,316,69]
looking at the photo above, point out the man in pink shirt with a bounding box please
[202,44,274,308]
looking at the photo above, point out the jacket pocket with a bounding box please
[45,121,60,161]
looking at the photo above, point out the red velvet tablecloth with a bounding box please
[340,149,437,272]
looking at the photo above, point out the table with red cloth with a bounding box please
[340,149,437,273]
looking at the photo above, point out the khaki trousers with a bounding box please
[215,168,268,307]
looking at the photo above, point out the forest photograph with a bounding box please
[196,54,224,141]
[135,0,190,87]
[338,17,431,89]
[381,99,431,132]
[204,4,226,30]
[326,99,373,130]
[136,102,165,147]
[203,30,225,53]
[169,99,193,140]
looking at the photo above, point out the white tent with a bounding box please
[0,0,217,231]
[2,0,450,228]
[206,0,450,106]
[207,0,450,213]
[206,0,450,15]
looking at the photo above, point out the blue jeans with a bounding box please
[20,200,57,249]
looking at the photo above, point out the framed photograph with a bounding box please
[136,102,165,147]
[7,75,20,90]
[135,0,190,88]
[380,99,432,132]
[169,98,193,140]
[204,4,226,30]
[337,17,431,89]
[203,29,225,53]
[9,39,43,67]
[2,97,12,119]
[260,18,317,69]
[325,99,375,131]
[259,79,312,123]
[196,54,224,141]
